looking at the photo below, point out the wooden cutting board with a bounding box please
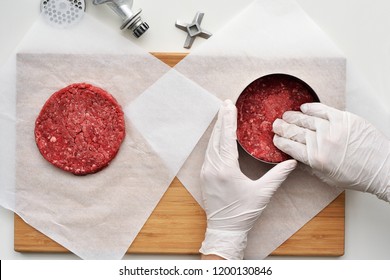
[14,53,345,256]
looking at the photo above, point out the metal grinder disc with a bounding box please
[40,0,86,28]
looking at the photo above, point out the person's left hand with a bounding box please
[199,100,297,260]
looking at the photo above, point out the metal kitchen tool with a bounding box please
[40,0,86,28]
[236,73,320,165]
[93,0,149,38]
[175,12,212,49]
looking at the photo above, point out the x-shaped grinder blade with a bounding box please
[175,12,212,49]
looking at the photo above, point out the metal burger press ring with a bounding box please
[93,0,149,38]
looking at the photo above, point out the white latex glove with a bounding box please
[199,100,297,260]
[273,103,390,202]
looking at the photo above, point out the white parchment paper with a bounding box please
[0,13,219,259]
[15,53,174,259]
[0,13,221,259]
[176,0,346,259]
[125,70,221,178]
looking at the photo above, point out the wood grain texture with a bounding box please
[14,53,345,257]
[150,52,188,67]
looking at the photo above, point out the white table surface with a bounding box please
[1,0,390,260]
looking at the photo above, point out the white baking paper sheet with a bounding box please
[15,53,174,259]
[175,0,346,259]
[0,14,219,259]
[125,70,221,178]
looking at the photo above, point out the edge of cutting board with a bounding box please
[14,186,345,256]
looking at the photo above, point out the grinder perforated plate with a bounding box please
[40,0,86,28]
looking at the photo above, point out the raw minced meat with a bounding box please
[34,83,125,175]
[236,74,317,163]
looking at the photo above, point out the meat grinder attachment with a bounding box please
[93,0,149,38]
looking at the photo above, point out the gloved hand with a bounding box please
[199,100,297,260]
[273,103,390,202]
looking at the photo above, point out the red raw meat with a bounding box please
[35,83,125,175]
[236,74,317,163]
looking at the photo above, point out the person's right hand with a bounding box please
[273,103,390,202]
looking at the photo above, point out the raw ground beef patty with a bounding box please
[35,83,125,175]
[236,74,318,163]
